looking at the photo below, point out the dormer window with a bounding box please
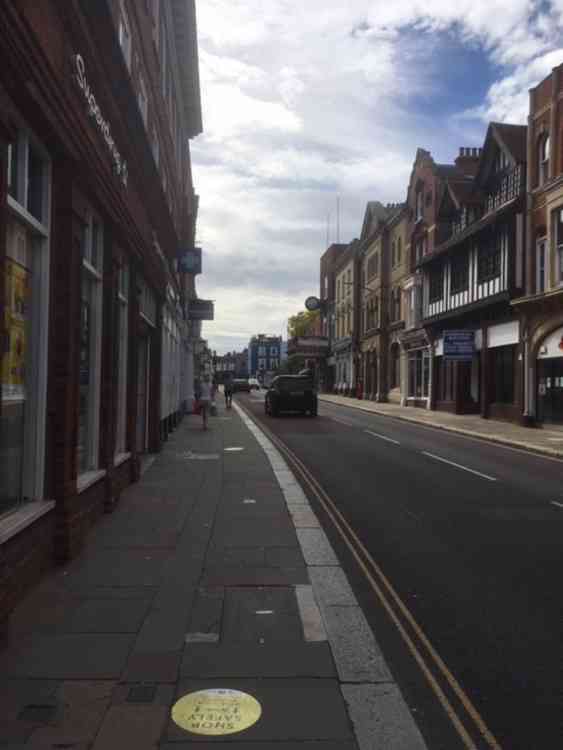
[539,133,550,186]
[493,149,508,173]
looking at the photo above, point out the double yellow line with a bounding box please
[241,403,502,750]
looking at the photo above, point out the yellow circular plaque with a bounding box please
[171,688,262,736]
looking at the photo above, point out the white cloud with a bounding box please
[193,1,563,353]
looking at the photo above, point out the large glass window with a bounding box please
[2,125,50,516]
[115,255,129,457]
[451,251,469,294]
[408,350,430,398]
[538,133,550,186]
[429,264,444,303]
[78,212,104,475]
[477,244,501,283]
[118,3,132,71]
[536,238,546,293]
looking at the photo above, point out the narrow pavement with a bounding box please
[0,399,427,749]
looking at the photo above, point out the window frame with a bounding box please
[428,263,444,303]
[477,243,501,284]
[538,133,550,186]
[118,2,132,71]
[137,69,148,127]
[78,209,104,477]
[115,253,129,458]
[450,250,469,294]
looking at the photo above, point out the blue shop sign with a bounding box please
[443,330,475,361]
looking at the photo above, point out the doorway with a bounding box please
[136,337,150,453]
[537,358,563,424]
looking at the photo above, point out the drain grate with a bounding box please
[127,684,157,703]
[18,703,58,723]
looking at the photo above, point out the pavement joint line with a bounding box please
[365,430,401,446]
[421,451,497,481]
[231,400,427,749]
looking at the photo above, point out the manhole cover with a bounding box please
[171,688,261,735]
[127,684,157,703]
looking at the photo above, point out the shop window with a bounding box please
[390,344,400,389]
[451,251,469,294]
[477,244,501,283]
[429,264,444,303]
[78,211,104,475]
[115,255,129,457]
[490,345,515,404]
[408,350,430,398]
[7,131,49,223]
[118,3,132,71]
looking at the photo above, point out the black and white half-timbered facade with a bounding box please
[419,123,527,422]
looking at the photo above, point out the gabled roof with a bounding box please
[360,201,389,242]
[476,122,527,184]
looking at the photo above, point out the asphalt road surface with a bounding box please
[239,390,563,750]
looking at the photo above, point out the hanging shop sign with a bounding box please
[188,299,214,321]
[72,54,128,187]
[443,330,475,361]
[178,246,202,274]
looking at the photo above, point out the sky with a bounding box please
[191,0,563,355]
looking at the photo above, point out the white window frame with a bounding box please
[78,210,104,477]
[118,2,132,71]
[4,122,51,506]
[152,128,159,168]
[115,254,129,458]
[138,70,148,127]
[539,134,550,186]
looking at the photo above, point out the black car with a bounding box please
[232,378,251,393]
[265,375,317,417]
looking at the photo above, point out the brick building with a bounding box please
[514,62,563,425]
[0,0,202,635]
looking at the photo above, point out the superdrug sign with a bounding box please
[72,54,128,187]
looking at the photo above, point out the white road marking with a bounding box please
[365,430,400,445]
[550,501,563,509]
[243,498,257,504]
[421,451,497,481]
[255,610,274,615]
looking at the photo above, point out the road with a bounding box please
[238,390,563,750]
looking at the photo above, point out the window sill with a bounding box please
[114,452,131,467]
[0,500,56,544]
[77,469,107,494]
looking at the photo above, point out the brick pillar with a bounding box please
[49,160,82,562]
[128,265,141,482]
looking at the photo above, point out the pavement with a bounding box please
[0,398,427,750]
[318,394,563,459]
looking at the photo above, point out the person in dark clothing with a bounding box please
[224,373,233,408]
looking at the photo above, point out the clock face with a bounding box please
[305,296,320,311]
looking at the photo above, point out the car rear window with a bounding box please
[277,378,313,392]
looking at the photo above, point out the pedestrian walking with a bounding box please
[224,374,233,409]
[199,374,213,430]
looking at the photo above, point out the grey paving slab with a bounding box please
[296,528,339,566]
[342,684,427,750]
[167,679,354,743]
[294,585,327,642]
[112,683,175,707]
[0,678,60,719]
[212,518,297,547]
[288,507,320,528]
[180,643,336,678]
[222,587,304,643]
[63,598,152,633]
[309,566,357,608]
[0,634,133,679]
[122,652,182,683]
[133,610,192,653]
[186,588,224,642]
[66,550,170,587]
[201,567,308,587]
[93,704,169,750]
[264,546,305,567]
[27,681,114,746]
[322,606,393,683]
[205,546,266,567]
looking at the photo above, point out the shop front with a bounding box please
[536,325,563,425]
[400,329,431,408]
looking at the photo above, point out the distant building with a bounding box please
[248,334,282,381]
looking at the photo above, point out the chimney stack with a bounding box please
[455,146,481,177]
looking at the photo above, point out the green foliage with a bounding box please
[287,310,320,338]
